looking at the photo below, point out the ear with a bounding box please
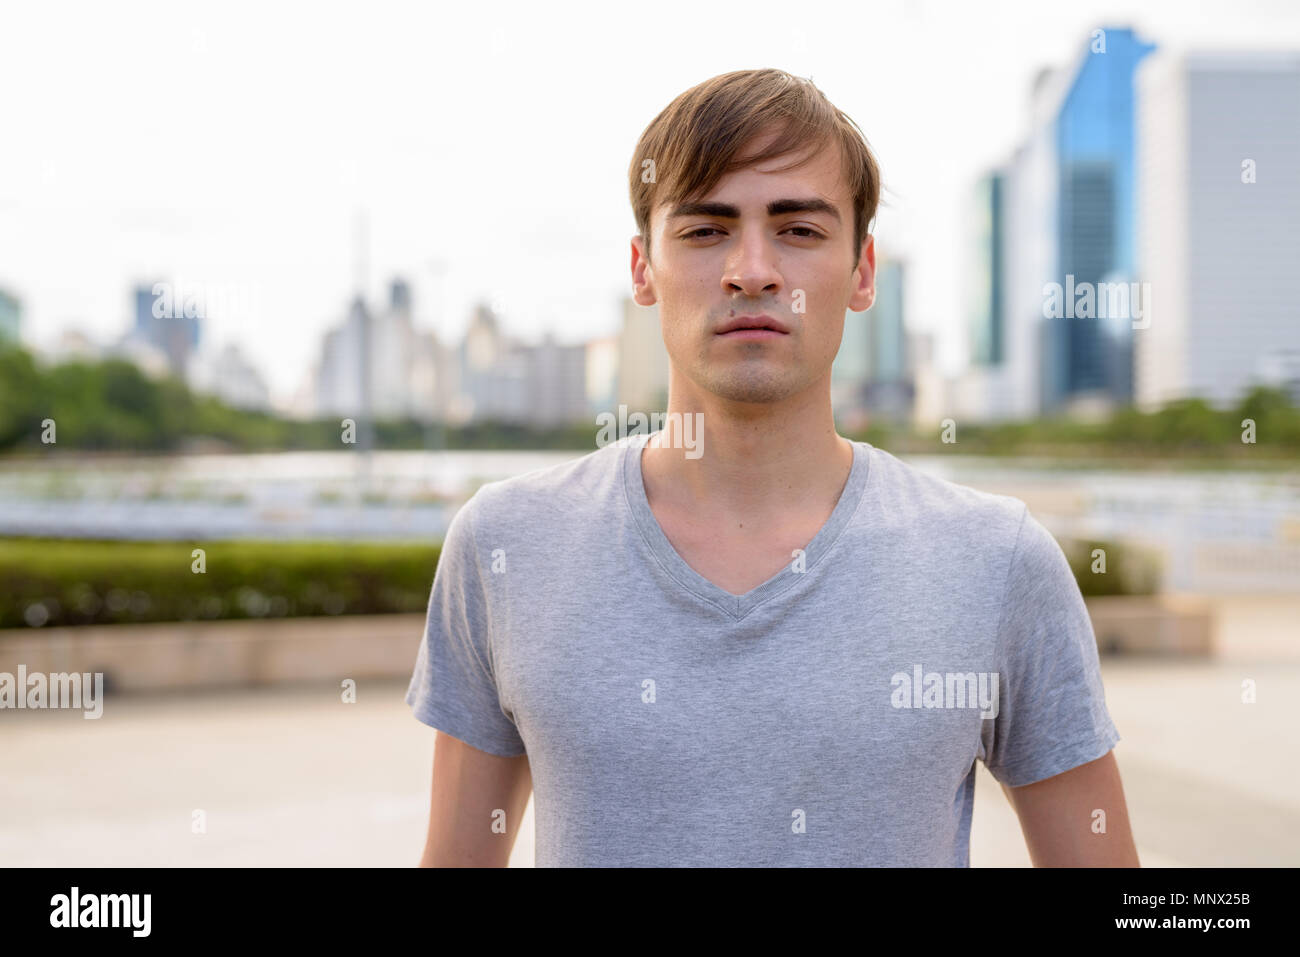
[848,234,876,312]
[631,234,658,307]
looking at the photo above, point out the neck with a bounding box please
[641,370,853,521]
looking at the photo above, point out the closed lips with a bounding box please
[716,316,789,334]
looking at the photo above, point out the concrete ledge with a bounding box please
[0,596,1217,694]
[1086,595,1214,656]
[0,614,426,693]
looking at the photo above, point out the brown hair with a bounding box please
[628,69,883,266]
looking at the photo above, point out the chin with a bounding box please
[705,374,799,404]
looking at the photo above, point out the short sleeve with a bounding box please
[980,506,1120,787]
[404,492,527,757]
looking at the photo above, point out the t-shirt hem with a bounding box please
[408,697,528,758]
[987,724,1121,788]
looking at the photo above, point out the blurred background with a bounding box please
[2,0,1298,867]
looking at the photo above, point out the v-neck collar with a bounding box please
[620,430,872,621]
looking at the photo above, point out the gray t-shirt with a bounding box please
[405,432,1120,866]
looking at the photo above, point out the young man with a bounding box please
[407,68,1138,867]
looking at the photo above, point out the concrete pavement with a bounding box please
[2,659,1297,867]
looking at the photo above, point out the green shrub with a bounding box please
[0,532,1161,630]
[1060,538,1161,597]
[0,538,441,629]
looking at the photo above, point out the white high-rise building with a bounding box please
[528,332,589,427]
[616,298,669,412]
[315,295,367,417]
[954,65,1071,424]
[191,342,271,411]
[458,302,530,422]
[1135,50,1300,409]
[369,279,418,419]
[990,121,1054,422]
[585,336,619,415]
[409,328,455,424]
[908,331,947,429]
[314,278,453,422]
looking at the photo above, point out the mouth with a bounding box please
[714,314,790,338]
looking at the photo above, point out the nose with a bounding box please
[721,227,782,299]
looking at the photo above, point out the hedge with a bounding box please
[0,533,1160,630]
[0,538,440,629]
[1060,538,1162,598]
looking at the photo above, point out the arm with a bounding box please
[1001,750,1139,867]
[418,730,533,868]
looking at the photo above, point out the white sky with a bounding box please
[2,0,1297,405]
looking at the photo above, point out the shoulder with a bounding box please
[859,443,1030,554]
[455,440,627,539]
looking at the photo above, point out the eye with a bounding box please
[680,225,826,240]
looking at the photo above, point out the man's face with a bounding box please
[632,132,875,406]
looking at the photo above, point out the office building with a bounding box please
[1135,50,1300,408]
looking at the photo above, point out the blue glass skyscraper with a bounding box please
[1043,26,1156,411]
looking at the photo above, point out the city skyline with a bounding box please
[3,1,1297,407]
[6,22,1299,429]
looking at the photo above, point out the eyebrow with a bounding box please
[667,198,842,224]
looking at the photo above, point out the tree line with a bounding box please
[1,343,1297,456]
